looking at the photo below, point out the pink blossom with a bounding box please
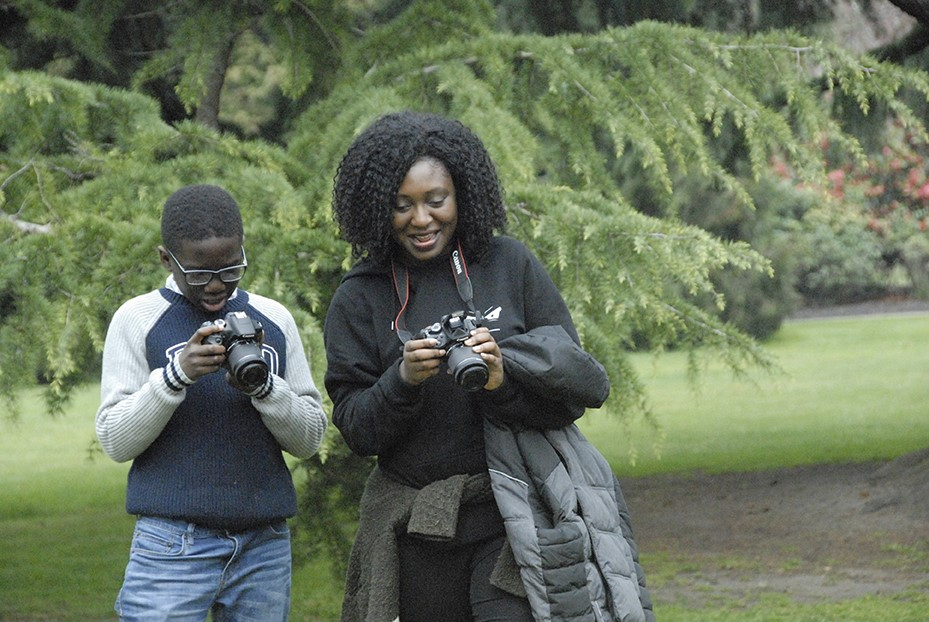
[827,169,845,187]
[865,184,885,197]
[918,182,929,202]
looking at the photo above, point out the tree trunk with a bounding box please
[886,0,929,25]
[194,30,238,130]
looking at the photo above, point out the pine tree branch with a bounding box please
[0,159,33,193]
[194,28,238,130]
[2,212,52,235]
[1,159,53,235]
[291,0,340,52]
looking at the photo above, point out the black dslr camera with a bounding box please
[419,310,489,392]
[202,311,269,392]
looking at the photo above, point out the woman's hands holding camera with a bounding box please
[464,327,503,390]
[398,327,503,391]
[398,337,444,386]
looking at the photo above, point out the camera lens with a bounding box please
[236,360,269,390]
[226,341,269,391]
[446,345,489,392]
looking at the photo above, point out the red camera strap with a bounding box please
[391,239,476,344]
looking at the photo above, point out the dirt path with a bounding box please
[621,450,929,606]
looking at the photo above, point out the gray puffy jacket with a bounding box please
[484,325,655,622]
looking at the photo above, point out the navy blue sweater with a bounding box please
[97,282,327,531]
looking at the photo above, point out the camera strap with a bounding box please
[391,239,478,344]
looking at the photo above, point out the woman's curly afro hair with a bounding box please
[332,110,507,265]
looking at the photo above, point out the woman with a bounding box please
[323,110,653,622]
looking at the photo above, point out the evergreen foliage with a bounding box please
[2,5,928,418]
[3,0,929,578]
[0,70,332,414]
[290,18,928,385]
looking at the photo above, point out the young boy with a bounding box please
[96,184,328,621]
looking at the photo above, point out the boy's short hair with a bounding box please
[161,184,244,251]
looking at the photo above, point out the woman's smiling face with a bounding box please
[392,157,458,262]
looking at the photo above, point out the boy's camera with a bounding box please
[202,311,269,392]
[419,310,489,391]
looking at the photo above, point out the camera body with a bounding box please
[419,310,489,391]
[202,311,269,392]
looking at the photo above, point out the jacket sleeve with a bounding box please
[478,242,597,429]
[324,284,424,457]
[497,325,610,408]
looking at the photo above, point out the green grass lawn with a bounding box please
[582,312,929,477]
[1,385,133,621]
[2,313,928,620]
[0,386,343,621]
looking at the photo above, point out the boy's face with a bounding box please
[159,235,245,314]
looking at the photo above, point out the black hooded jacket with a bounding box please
[324,236,583,540]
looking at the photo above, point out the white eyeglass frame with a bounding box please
[165,246,248,286]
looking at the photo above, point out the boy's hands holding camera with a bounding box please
[176,323,227,381]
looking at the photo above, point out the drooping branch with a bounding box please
[292,0,340,52]
[2,212,52,234]
[1,160,53,235]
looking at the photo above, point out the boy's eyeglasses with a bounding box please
[166,247,248,286]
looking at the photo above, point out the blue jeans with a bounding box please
[115,516,292,622]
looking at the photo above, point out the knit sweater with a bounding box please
[96,276,327,530]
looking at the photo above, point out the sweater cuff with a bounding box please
[245,373,274,400]
[162,357,194,393]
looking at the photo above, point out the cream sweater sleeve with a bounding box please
[246,293,328,459]
[95,291,187,463]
